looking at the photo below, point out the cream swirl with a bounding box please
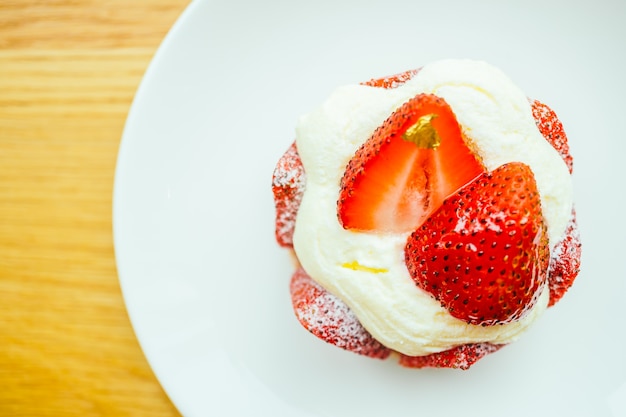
[292,59,572,356]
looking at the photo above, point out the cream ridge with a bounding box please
[292,59,573,356]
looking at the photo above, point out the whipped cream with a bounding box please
[292,59,573,356]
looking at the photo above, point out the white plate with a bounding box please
[113,0,626,416]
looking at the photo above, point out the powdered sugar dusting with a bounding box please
[360,68,421,89]
[531,99,574,174]
[547,209,582,306]
[289,267,502,368]
[275,64,580,369]
[290,267,391,359]
[531,100,581,305]
[398,342,504,370]
[272,142,305,247]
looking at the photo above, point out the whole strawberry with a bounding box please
[405,162,550,326]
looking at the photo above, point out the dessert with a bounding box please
[272,59,581,369]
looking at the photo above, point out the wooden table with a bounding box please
[0,1,191,415]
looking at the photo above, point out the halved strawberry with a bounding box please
[272,142,305,247]
[547,209,581,306]
[338,93,484,233]
[398,342,504,370]
[405,162,550,326]
[530,99,574,173]
[289,267,391,359]
[360,68,420,89]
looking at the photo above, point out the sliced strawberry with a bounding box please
[532,97,582,307]
[338,93,484,233]
[530,99,574,174]
[289,266,501,368]
[405,162,550,326]
[289,267,391,359]
[360,68,420,89]
[272,142,305,247]
[398,342,504,370]
[547,209,581,306]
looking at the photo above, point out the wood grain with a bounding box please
[0,1,190,415]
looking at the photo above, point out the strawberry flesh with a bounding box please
[290,266,499,368]
[338,93,484,233]
[273,70,580,367]
[405,162,550,326]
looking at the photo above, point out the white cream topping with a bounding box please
[292,59,573,356]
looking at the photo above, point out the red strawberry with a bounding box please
[289,267,392,359]
[360,68,420,89]
[290,267,502,368]
[338,93,484,233]
[547,209,581,306]
[530,99,573,173]
[530,99,581,306]
[405,162,550,326]
[398,342,504,370]
[272,142,305,247]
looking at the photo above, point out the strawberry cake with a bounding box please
[272,59,581,370]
